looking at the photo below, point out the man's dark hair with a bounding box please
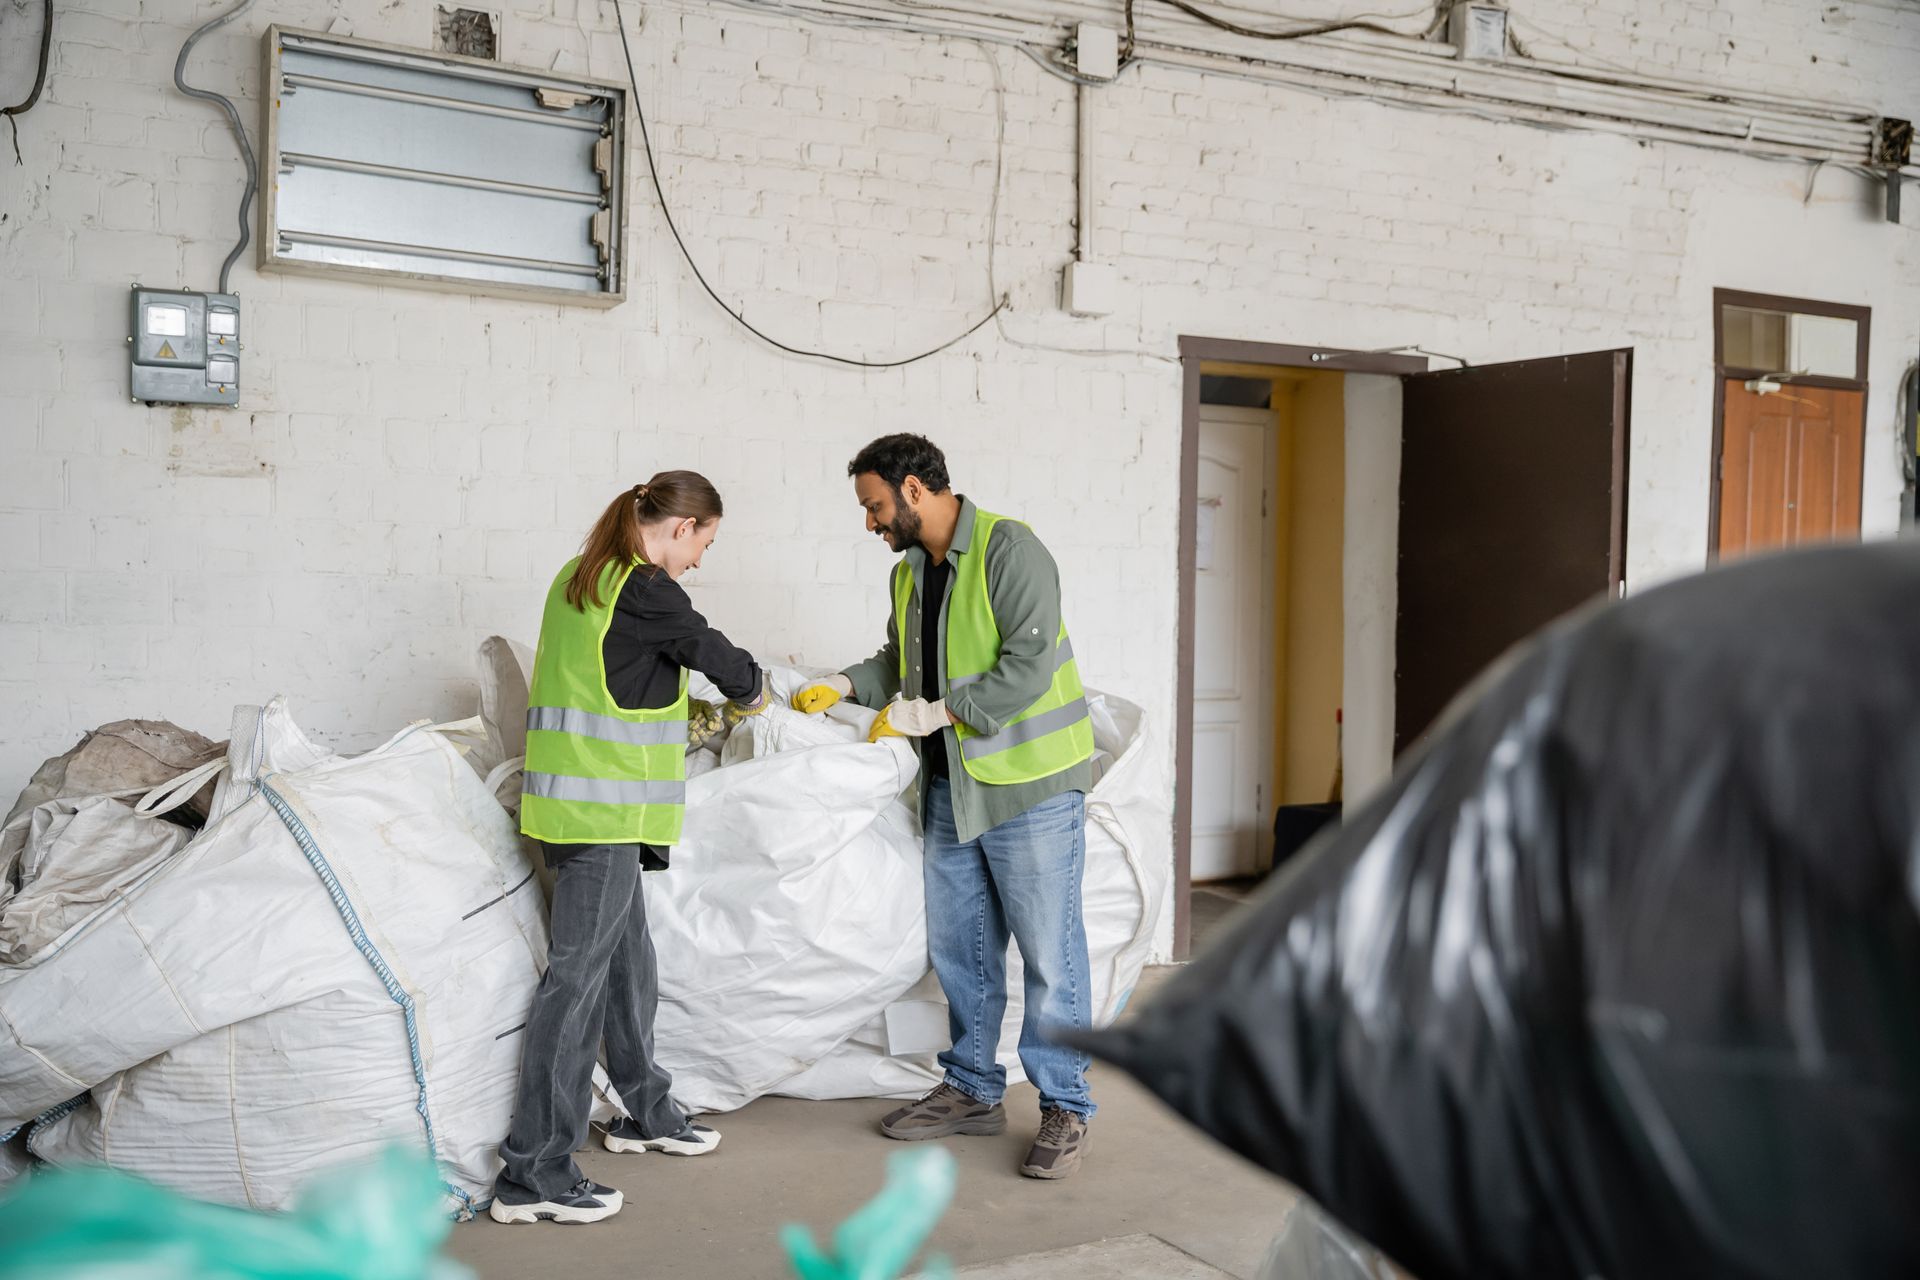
[847,434,950,494]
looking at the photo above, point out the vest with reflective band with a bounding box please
[522,556,689,845]
[893,509,1094,785]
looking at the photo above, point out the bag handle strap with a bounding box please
[1,756,230,833]
[132,758,229,818]
[483,756,525,796]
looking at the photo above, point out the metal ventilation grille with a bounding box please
[261,27,627,305]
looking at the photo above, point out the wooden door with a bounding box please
[1396,350,1630,753]
[1717,380,1865,559]
[1190,406,1274,882]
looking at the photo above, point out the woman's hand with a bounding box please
[724,673,773,727]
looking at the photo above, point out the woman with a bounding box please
[490,471,767,1226]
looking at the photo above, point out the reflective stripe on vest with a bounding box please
[522,772,688,806]
[958,695,1091,761]
[525,706,690,748]
[949,636,1075,690]
[521,555,689,846]
[891,508,1094,786]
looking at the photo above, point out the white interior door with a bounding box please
[1190,406,1274,882]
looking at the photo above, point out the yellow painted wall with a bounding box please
[1269,382,1295,819]
[1278,373,1345,807]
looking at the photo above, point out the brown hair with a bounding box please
[566,470,724,609]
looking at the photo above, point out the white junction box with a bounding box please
[129,287,241,406]
[1450,3,1508,61]
[1074,23,1120,80]
[1063,259,1119,317]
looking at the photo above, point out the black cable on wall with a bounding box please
[2,0,54,166]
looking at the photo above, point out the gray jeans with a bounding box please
[494,843,687,1202]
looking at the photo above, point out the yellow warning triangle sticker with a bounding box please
[156,341,176,359]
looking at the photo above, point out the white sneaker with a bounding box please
[487,1178,623,1225]
[602,1119,722,1157]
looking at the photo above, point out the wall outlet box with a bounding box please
[129,287,241,406]
[1449,3,1508,61]
[1074,23,1120,80]
[1063,259,1119,316]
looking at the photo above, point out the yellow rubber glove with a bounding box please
[868,698,949,743]
[867,704,905,743]
[791,674,853,714]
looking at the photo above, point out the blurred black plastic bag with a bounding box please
[1256,1195,1397,1280]
[1078,543,1920,1280]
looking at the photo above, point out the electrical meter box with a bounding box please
[129,287,241,406]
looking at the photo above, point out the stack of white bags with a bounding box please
[0,641,1167,1212]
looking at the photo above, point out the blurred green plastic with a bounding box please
[0,1145,470,1280]
[782,1148,957,1280]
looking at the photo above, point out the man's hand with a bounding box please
[867,698,952,743]
[791,674,854,714]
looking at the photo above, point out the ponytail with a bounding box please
[566,470,725,608]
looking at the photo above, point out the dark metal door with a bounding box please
[1395,349,1630,753]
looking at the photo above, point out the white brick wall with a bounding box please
[1507,0,1920,119]
[3,0,1918,956]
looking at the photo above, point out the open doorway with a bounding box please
[1189,369,1350,887]
[1170,338,1632,957]
[1710,290,1871,560]
[1187,367,1359,948]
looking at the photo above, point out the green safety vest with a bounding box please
[893,508,1094,785]
[521,556,689,846]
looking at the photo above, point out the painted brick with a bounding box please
[169,572,268,628]
[438,526,487,577]
[37,513,93,570]
[392,524,441,576]
[277,467,376,522]
[9,457,66,511]
[0,621,38,673]
[68,570,168,626]
[373,472,464,527]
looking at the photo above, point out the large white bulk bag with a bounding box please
[635,670,1167,1112]
[741,689,1169,1104]
[641,728,927,1113]
[0,700,546,1213]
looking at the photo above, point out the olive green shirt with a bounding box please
[842,497,1093,844]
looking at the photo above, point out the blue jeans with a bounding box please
[924,777,1095,1118]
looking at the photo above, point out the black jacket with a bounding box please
[544,565,760,871]
[603,567,760,710]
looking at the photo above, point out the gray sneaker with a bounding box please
[1019,1108,1089,1179]
[879,1082,1007,1140]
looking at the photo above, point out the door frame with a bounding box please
[1708,289,1872,559]
[1173,338,1428,958]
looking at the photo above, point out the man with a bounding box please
[790,434,1098,1179]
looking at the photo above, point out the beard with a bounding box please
[881,498,923,551]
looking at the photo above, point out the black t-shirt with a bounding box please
[922,556,951,780]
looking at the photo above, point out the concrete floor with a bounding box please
[446,886,1298,1280]
[937,1234,1239,1277]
